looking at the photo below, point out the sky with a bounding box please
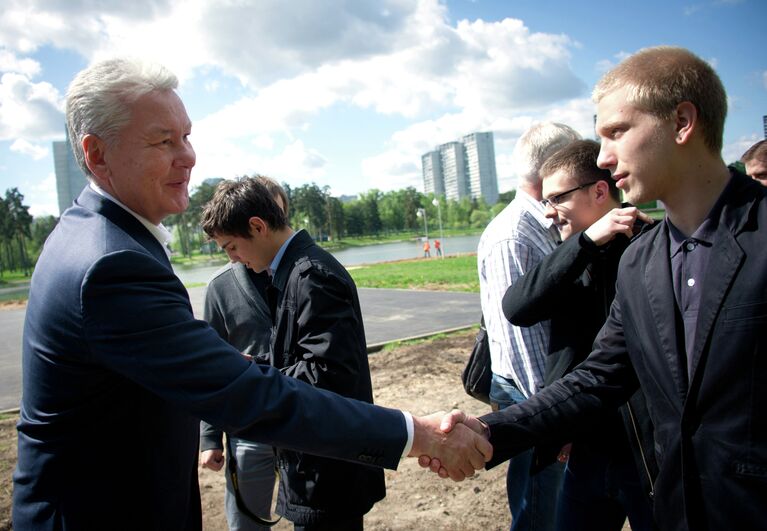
[0,0,765,217]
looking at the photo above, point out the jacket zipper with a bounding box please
[627,401,655,500]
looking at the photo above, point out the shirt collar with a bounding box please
[89,182,173,257]
[667,179,729,258]
[269,229,298,276]
[516,189,555,229]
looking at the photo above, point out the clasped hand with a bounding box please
[409,410,491,481]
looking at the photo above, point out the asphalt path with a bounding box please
[0,287,480,410]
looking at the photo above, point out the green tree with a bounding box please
[359,189,382,236]
[343,200,365,236]
[4,188,33,275]
[29,215,59,260]
[291,183,328,239]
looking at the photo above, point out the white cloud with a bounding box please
[722,134,760,165]
[596,51,631,73]
[0,48,41,76]
[0,0,591,199]
[26,172,58,217]
[10,138,48,159]
[0,72,64,141]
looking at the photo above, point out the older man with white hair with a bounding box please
[12,58,492,530]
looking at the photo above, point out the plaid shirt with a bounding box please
[477,190,559,399]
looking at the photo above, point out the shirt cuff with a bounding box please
[400,411,414,457]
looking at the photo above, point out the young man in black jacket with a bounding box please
[502,140,655,531]
[201,177,384,531]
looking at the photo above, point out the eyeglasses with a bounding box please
[541,181,600,208]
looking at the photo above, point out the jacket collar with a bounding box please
[74,185,172,269]
[271,229,315,291]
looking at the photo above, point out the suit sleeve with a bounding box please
[81,250,407,469]
[481,293,640,467]
[502,233,596,327]
[280,268,364,397]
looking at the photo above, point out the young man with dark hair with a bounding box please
[431,46,767,530]
[503,140,655,531]
[201,177,385,531]
[199,175,288,531]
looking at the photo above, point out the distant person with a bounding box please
[199,176,288,530]
[434,239,443,257]
[12,57,492,529]
[476,121,580,531]
[201,177,386,531]
[741,139,767,185]
[434,45,767,531]
[503,139,656,531]
[423,239,431,257]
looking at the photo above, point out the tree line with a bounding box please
[0,180,515,272]
[166,177,514,257]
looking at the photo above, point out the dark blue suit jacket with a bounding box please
[13,187,406,530]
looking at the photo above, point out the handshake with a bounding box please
[408,410,492,481]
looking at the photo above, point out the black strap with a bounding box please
[225,435,282,527]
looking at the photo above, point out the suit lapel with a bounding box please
[75,186,172,269]
[645,223,688,400]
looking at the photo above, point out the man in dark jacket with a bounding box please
[502,139,655,531]
[201,177,384,531]
[199,176,290,530]
[428,46,767,531]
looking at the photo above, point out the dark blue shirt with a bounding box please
[667,182,730,377]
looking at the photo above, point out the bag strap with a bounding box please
[226,435,282,527]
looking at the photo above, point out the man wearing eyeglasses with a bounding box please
[476,122,580,531]
[502,139,655,531]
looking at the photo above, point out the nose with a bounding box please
[175,137,196,169]
[225,249,239,263]
[543,203,558,220]
[596,142,615,171]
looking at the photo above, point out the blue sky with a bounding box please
[0,0,765,217]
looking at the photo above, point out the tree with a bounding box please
[29,215,58,260]
[3,188,33,275]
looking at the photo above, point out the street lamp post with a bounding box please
[416,207,429,257]
[416,208,428,240]
[432,198,444,259]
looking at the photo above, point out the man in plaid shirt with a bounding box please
[477,122,580,531]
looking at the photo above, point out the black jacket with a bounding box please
[502,215,658,496]
[481,171,767,531]
[269,230,385,525]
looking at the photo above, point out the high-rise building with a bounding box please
[463,132,498,205]
[421,131,499,203]
[439,142,469,201]
[421,151,444,196]
[52,130,88,216]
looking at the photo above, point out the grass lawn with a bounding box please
[349,254,478,292]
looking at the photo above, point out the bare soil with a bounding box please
[0,330,508,531]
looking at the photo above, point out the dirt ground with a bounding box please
[0,330,510,531]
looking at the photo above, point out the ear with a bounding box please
[592,180,610,205]
[248,216,268,237]
[82,134,110,183]
[674,101,697,146]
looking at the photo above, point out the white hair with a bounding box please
[66,58,178,178]
[512,122,581,187]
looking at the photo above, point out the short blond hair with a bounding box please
[593,46,726,153]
